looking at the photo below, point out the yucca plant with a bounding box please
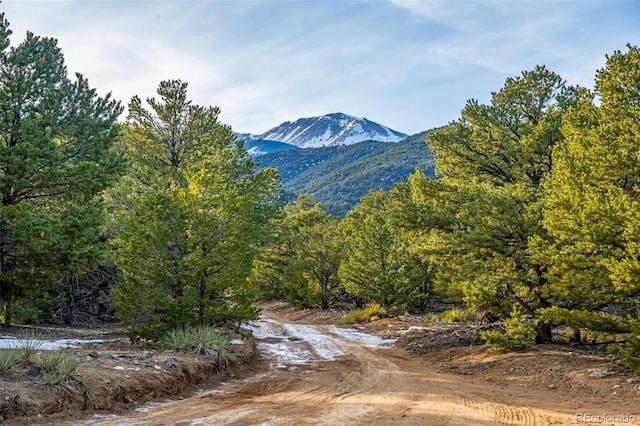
[162,326,218,354]
[13,386,26,408]
[38,351,68,375]
[161,326,236,370]
[38,351,80,386]
[208,331,236,370]
[0,349,20,375]
[161,328,192,351]
[15,334,44,362]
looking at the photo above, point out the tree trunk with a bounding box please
[2,300,11,327]
[320,287,329,310]
[536,322,552,344]
[0,295,4,327]
[573,328,582,344]
[321,298,329,310]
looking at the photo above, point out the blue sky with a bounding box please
[2,0,638,135]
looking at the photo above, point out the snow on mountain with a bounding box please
[235,132,256,142]
[242,139,297,157]
[245,113,407,149]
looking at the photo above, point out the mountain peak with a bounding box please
[248,113,407,149]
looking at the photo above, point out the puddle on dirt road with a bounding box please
[0,335,104,350]
[242,317,394,370]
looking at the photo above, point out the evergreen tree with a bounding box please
[398,67,578,343]
[112,80,280,340]
[0,15,124,325]
[537,45,640,337]
[252,195,344,309]
[339,190,436,312]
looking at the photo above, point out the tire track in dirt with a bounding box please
[66,314,579,426]
[451,392,566,425]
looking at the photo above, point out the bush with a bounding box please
[336,304,386,325]
[615,316,640,374]
[161,326,236,370]
[480,310,535,351]
[10,302,40,325]
[438,308,477,323]
[538,307,630,334]
[0,350,20,375]
[38,351,80,385]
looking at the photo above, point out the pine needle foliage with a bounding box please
[111,80,280,341]
[614,315,640,375]
[480,309,536,351]
[0,13,125,326]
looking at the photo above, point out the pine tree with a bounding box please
[0,15,124,325]
[538,45,640,337]
[111,80,280,340]
[252,195,344,309]
[339,190,436,312]
[398,67,579,343]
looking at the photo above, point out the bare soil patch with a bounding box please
[265,301,640,423]
[1,301,639,425]
[0,324,257,425]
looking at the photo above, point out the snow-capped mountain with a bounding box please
[242,139,297,157]
[245,113,407,149]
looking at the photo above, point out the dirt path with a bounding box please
[58,309,615,426]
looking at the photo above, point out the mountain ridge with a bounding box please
[240,112,407,149]
[256,131,435,216]
[241,139,297,156]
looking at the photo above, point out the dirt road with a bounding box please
[67,313,618,425]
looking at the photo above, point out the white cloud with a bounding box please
[389,0,497,32]
[0,0,638,134]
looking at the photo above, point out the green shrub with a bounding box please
[336,310,367,325]
[615,316,640,374]
[538,307,630,334]
[427,308,477,323]
[364,304,386,320]
[440,309,467,323]
[10,302,40,325]
[480,310,535,351]
[161,326,236,370]
[38,351,80,385]
[423,312,439,322]
[336,304,386,325]
[0,350,20,375]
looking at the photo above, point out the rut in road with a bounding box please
[69,314,577,426]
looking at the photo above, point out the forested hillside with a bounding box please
[257,132,435,215]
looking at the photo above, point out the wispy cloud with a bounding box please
[1,0,638,134]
